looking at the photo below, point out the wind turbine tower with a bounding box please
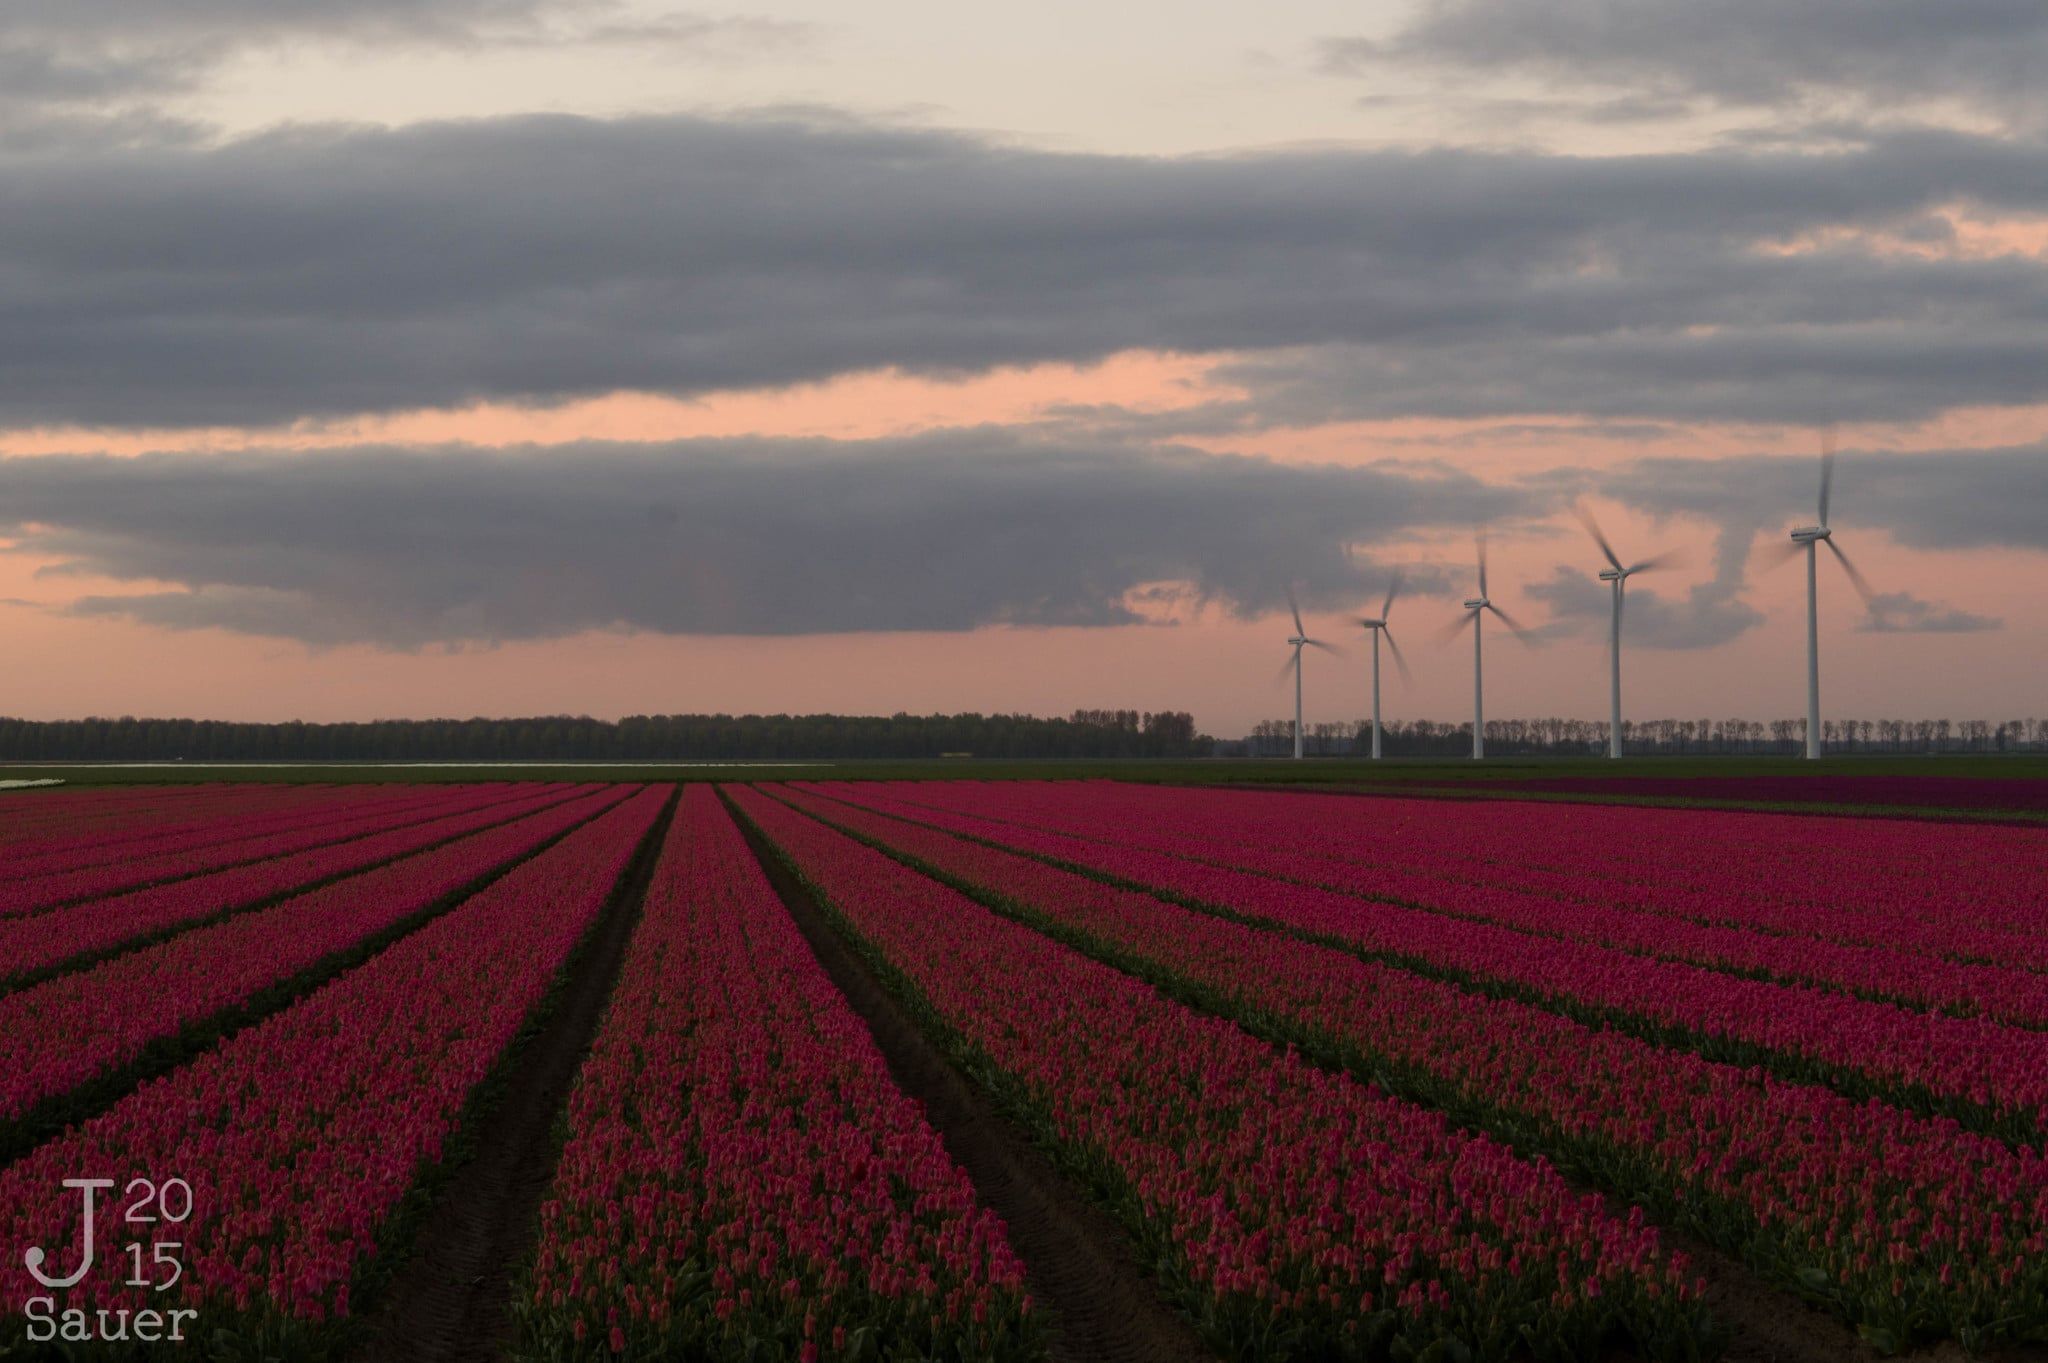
[1786,438,1877,760]
[1576,505,1677,759]
[1356,573,1410,760]
[1280,586,1339,760]
[1447,536,1530,760]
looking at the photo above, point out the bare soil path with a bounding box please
[350,787,678,1363]
[730,795,1218,1363]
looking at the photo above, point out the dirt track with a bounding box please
[350,788,677,1363]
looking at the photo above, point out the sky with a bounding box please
[0,0,2043,733]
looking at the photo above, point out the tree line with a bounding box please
[1242,717,2048,757]
[5,710,2038,762]
[0,710,1208,762]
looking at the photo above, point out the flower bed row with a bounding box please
[1471,773,2048,814]
[728,786,1712,1363]
[809,784,2048,1141]
[767,784,2048,1353]
[0,784,668,1353]
[817,782,2048,1028]
[0,783,634,1145]
[525,786,1034,1361]
[3,783,341,864]
[856,780,2048,970]
[0,783,604,986]
[0,783,557,916]
[0,784,321,852]
[2,782,469,880]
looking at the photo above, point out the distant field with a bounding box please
[1317,760,2048,822]
[4,753,2046,820]
[1451,771,2048,812]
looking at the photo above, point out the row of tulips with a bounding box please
[0,782,557,916]
[1,783,426,874]
[0,783,634,1142]
[728,786,1714,1363]
[862,780,2048,970]
[768,784,2048,1353]
[811,784,2048,1141]
[525,786,1035,1361]
[1460,773,2048,814]
[1,782,461,879]
[0,783,338,851]
[0,784,668,1351]
[823,782,2048,1028]
[1201,781,2043,927]
[0,783,603,986]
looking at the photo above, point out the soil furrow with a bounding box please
[729,791,1216,1363]
[350,785,678,1363]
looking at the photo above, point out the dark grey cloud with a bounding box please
[1572,442,2039,643]
[0,0,550,115]
[0,39,200,108]
[1861,591,2001,633]
[1523,569,1764,650]
[0,436,1526,646]
[1326,0,2048,125]
[5,0,552,37]
[1598,443,2048,553]
[1525,516,1764,650]
[0,2,805,122]
[3,114,2047,429]
[1197,308,2048,428]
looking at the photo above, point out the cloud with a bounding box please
[1523,513,1765,650]
[0,436,1527,646]
[0,3,809,120]
[1861,591,2002,633]
[2,115,2047,429]
[1562,442,2036,641]
[0,1,550,113]
[1327,0,2048,127]
[1596,442,2048,553]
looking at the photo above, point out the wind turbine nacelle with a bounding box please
[1597,568,1624,582]
[1462,598,1486,610]
[1789,526,1831,543]
[1288,636,1308,646]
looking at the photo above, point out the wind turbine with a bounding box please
[1786,436,1878,760]
[1279,585,1340,760]
[1356,573,1411,759]
[1445,535,1532,760]
[1576,504,1679,760]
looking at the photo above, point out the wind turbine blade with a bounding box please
[1627,548,1683,574]
[1285,582,1305,638]
[1824,537,1878,608]
[1383,628,1414,685]
[1274,651,1299,685]
[1574,502,1624,572]
[1380,569,1402,621]
[1304,638,1345,657]
[1818,431,1836,527]
[1488,601,1537,643]
[1436,609,1478,643]
[1476,532,1489,597]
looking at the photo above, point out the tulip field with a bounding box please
[2,777,2045,1360]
